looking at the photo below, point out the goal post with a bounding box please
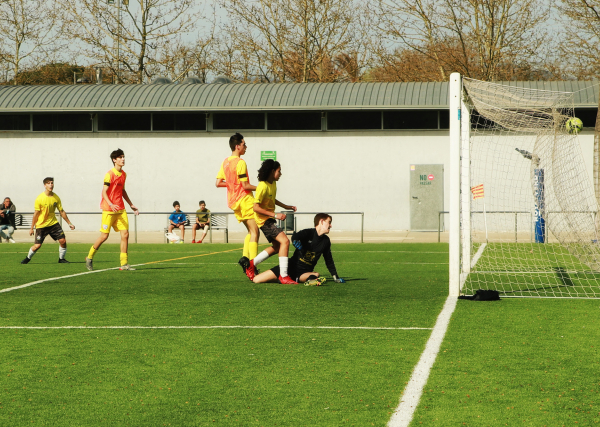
[449,74,600,298]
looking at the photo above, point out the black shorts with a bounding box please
[35,223,65,244]
[193,222,208,229]
[260,218,284,243]
[269,265,300,283]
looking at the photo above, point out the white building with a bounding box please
[0,81,597,233]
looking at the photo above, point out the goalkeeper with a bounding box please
[252,213,346,285]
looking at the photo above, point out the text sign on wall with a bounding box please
[261,151,277,161]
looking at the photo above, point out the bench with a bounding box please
[164,213,229,243]
[15,214,33,228]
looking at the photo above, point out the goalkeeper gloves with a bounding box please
[292,240,303,251]
[333,275,346,283]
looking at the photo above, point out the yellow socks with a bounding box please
[243,234,251,258]
[249,242,258,260]
[88,246,97,260]
[120,253,128,266]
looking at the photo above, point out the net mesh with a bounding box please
[462,78,600,298]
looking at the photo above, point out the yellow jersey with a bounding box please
[34,192,63,228]
[254,181,277,227]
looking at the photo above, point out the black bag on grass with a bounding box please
[458,289,500,301]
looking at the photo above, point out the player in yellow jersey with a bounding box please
[216,133,260,275]
[85,149,139,271]
[21,177,75,264]
[249,159,298,284]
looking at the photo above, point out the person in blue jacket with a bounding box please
[168,201,187,243]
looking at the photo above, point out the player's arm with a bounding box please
[29,210,41,236]
[122,188,139,215]
[291,228,311,252]
[216,178,227,188]
[59,210,75,230]
[253,203,286,220]
[101,183,120,213]
[275,199,296,212]
[241,181,256,191]
[324,244,345,283]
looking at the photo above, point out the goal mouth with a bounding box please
[454,76,600,298]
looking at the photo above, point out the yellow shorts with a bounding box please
[100,210,129,233]
[232,195,255,223]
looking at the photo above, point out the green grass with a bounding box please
[0,242,448,426]
[411,298,600,425]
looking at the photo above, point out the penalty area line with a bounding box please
[387,295,458,427]
[0,325,433,331]
[0,247,242,294]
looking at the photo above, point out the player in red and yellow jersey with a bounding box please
[216,133,259,272]
[20,177,76,264]
[86,149,139,271]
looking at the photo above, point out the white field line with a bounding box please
[0,325,432,330]
[1,247,243,294]
[470,243,487,269]
[387,296,458,427]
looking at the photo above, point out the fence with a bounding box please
[13,211,365,243]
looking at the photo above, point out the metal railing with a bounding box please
[14,211,365,243]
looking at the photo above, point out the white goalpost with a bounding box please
[449,73,600,298]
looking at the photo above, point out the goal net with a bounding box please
[456,76,600,298]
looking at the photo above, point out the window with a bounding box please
[384,110,439,130]
[33,114,92,132]
[439,110,450,129]
[574,108,598,128]
[327,111,381,130]
[213,113,265,130]
[153,113,206,131]
[0,114,30,131]
[267,112,321,131]
[98,113,151,131]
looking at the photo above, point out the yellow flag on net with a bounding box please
[471,184,484,200]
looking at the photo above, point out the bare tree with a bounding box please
[219,0,370,82]
[377,0,550,81]
[61,0,202,83]
[0,0,64,85]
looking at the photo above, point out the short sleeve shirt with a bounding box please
[34,192,63,228]
[254,181,277,227]
[196,208,210,223]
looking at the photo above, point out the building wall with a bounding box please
[2,130,595,233]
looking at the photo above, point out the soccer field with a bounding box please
[2,242,599,426]
[0,242,448,426]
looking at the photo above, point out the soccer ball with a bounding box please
[566,117,583,134]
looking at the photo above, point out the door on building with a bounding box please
[410,164,444,231]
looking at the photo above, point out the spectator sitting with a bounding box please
[192,200,211,244]
[0,197,16,243]
[168,201,187,244]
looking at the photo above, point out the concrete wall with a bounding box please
[1,130,594,233]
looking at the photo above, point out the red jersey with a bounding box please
[100,168,127,211]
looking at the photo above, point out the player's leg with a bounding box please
[178,224,185,243]
[273,232,296,283]
[22,229,44,264]
[168,224,175,233]
[252,266,280,284]
[300,272,326,286]
[48,224,69,263]
[199,224,209,243]
[87,212,114,270]
[192,223,198,243]
[114,212,135,270]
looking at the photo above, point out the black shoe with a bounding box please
[238,256,250,272]
[21,258,30,264]
[58,258,70,264]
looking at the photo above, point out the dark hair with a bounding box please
[257,159,281,182]
[199,200,206,205]
[43,177,54,184]
[173,201,180,207]
[229,133,244,151]
[110,148,125,164]
[314,213,332,227]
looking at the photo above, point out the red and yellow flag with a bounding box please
[471,184,484,200]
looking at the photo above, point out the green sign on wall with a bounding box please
[261,151,277,161]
